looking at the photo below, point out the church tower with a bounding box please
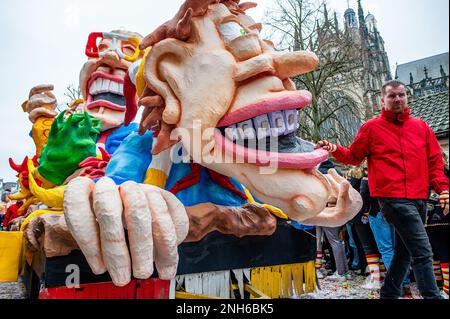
[344,7,357,29]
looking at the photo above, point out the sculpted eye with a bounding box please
[122,43,136,57]
[219,22,247,42]
[98,43,109,52]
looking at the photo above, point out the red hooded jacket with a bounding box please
[333,107,448,199]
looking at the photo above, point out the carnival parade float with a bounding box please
[0,0,361,299]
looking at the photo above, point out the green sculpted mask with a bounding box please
[38,111,101,185]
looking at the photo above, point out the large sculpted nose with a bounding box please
[272,50,319,79]
[100,51,123,69]
[234,46,319,83]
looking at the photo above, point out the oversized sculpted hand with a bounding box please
[301,169,362,227]
[23,84,58,122]
[63,176,189,287]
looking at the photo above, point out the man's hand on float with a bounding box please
[439,190,449,215]
[63,177,189,286]
[316,140,337,153]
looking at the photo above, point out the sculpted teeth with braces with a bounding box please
[218,109,315,153]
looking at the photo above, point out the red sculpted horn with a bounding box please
[19,156,28,172]
[31,155,39,167]
[9,158,21,173]
[9,156,28,174]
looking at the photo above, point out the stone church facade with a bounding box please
[316,0,392,144]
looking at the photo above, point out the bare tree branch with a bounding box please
[264,0,370,143]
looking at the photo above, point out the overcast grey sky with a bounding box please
[0,0,448,182]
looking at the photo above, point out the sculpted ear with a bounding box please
[143,39,191,125]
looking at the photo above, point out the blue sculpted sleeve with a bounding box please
[105,131,154,185]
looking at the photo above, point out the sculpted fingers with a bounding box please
[324,173,339,199]
[328,169,362,217]
[138,95,164,108]
[120,181,154,279]
[26,85,57,112]
[157,188,189,245]
[93,177,131,286]
[151,122,179,155]
[138,94,164,135]
[29,84,54,97]
[301,180,355,227]
[25,85,58,123]
[141,186,179,279]
[347,185,363,215]
[324,178,355,223]
[142,106,164,128]
[8,217,24,232]
[330,179,360,224]
[23,217,43,252]
[27,93,56,111]
[328,168,347,184]
[140,184,189,243]
[322,181,350,219]
[64,177,106,275]
[140,25,168,50]
[335,180,351,214]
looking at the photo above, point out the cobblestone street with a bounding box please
[2,273,447,299]
[0,278,27,299]
[297,274,401,299]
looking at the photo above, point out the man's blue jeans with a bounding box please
[346,224,360,269]
[368,212,410,287]
[378,198,442,299]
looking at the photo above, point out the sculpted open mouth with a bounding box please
[215,91,328,169]
[85,71,126,113]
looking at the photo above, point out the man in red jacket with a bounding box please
[317,80,449,299]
